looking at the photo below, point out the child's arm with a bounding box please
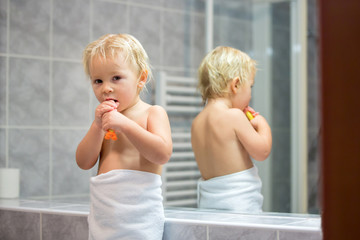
[101,105,172,165]
[76,101,118,169]
[75,122,105,170]
[233,109,272,161]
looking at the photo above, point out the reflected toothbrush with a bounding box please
[246,111,254,121]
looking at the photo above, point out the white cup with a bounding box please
[0,168,20,198]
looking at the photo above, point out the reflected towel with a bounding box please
[88,169,164,240]
[197,165,263,213]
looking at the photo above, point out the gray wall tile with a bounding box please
[214,0,252,20]
[42,213,88,240]
[9,0,50,56]
[9,58,50,126]
[0,0,7,53]
[163,221,207,240]
[9,129,50,197]
[129,5,161,66]
[52,61,90,126]
[92,0,128,39]
[190,14,205,69]
[0,209,41,240]
[307,37,320,129]
[307,0,320,213]
[0,129,5,167]
[271,77,291,129]
[0,56,5,125]
[308,0,318,35]
[307,128,321,214]
[164,0,190,11]
[132,0,164,7]
[52,129,90,196]
[209,225,277,240]
[272,2,290,30]
[164,0,204,13]
[52,0,90,59]
[214,18,252,52]
[271,129,291,212]
[279,230,322,240]
[271,33,291,130]
[163,11,189,68]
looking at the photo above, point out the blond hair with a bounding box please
[198,46,256,102]
[83,33,152,83]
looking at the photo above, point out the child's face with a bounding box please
[231,73,254,111]
[89,54,142,112]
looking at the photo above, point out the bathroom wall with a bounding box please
[0,0,206,200]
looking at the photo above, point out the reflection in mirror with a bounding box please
[158,0,320,215]
[208,0,320,214]
[0,0,319,216]
[191,46,271,213]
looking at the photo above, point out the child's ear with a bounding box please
[230,77,240,93]
[138,70,148,88]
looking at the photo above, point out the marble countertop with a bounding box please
[0,198,321,233]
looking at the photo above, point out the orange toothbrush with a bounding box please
[105,129,117,141]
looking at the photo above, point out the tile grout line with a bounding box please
[0,52,82,63]
[5,0,10,168]
[49,0,54,198]
[0,52,198,74]
[206,225,210,240]
[88,0,94,180]
[96,0,206,16]
[89,0,93,124]
[159,2,164,71]
[126,0,130,31]
[39,212,43,240]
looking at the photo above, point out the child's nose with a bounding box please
[103,83,114,93]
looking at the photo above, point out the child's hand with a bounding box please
[101,110,126,133]
[94,100,119,128]
[244,106,259,119]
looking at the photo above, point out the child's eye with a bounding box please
[94,79,102,84]
[113,76,121,81]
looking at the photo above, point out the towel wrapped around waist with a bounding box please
[88,169,164,240]
[197,165,263,213]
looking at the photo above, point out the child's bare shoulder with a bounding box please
[225,108,247,122]
[147,105,169,122]
[148,105,167,115]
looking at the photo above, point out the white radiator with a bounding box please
[156,72,203,207]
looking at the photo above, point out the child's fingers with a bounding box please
[244,106,255,113]
[104,100,119,109]
[98,102,118,114]
[101,112,113,131]
[244,106,259,116]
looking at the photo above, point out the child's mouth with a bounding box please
[106,98,118,103]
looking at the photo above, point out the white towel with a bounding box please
[88,169,164,240]
[197,165,263,213]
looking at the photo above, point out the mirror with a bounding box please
[0,0,319,215]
